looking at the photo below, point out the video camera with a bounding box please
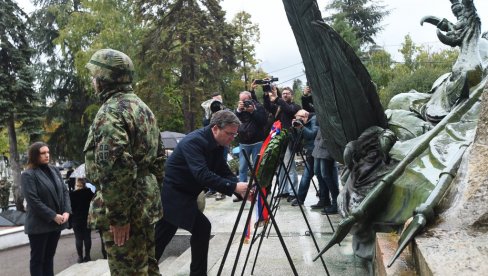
[254,77,279,85]
[254,77,279,93]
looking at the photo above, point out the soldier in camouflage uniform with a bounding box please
[84,49,164,276]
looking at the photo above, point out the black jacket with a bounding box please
[236,100,267,144]
[21,165,71,235]
[69,188,94,226]
[161,126,237,230]
[263,94,301,129]
[301,94,315,113]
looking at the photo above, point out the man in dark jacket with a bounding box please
[290,110,318,206]
[155,110,248,275]
[236,91,267,184]
[263,87,301,199]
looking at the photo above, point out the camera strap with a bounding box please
[274,106,281,120]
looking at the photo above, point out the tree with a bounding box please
[325,0,389,48]
[0,0,39,211]
[31,0,142,161]
[135,0,237,133]
[30,0,96,162]
[329,13,361,53]
[380,35,458,107]
[292,78,304,97]
[231,11,260,90]
[364,46,394,92]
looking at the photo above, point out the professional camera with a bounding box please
[292,119,304,127]
[254,77,279,93]
[254,77,279,85]
[243,100,253,108]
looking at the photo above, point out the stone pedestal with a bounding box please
[374,233,416,276]
[410,87,488,275]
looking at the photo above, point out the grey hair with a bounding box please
[210,110,241,129]
[239,91,252,99]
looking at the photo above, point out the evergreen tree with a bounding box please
[30,0,94,161]
[135,0,237,132]
[0,0,39,211]
[325,0,389,48]
[231,11,260,91]
[292,78,304,97]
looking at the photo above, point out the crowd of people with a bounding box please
[20,49,340,276]
[199,79,340,215]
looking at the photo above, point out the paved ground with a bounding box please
[0,230,190,275]
[0,172,370,276]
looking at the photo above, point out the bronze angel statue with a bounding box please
[282,0,488,267]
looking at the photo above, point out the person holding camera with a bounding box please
[263,86,301,200]
[290,110,318,206]
[301,84,314,114]
[235,91,267,194]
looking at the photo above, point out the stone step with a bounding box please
[161,233,230,275]
[374,232,417,276]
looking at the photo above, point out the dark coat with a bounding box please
[161,126,237,230]
[300,115,318,154]
[301,94,315,113]
[263,94,301,129]
[69,188,94,227]
[21,165,72,234]
[236,100,267,144]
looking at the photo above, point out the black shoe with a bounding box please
[274,192,289,199]
[233,195,243,202]
[205,191,217,198]
[215,193,226,201]
[287,195,296,202]
[310,201,326,209]
[291,199,302,206]
[83,256,91,262]
[321,205,338,215]
[77,256,83,263]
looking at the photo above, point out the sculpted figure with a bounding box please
[283,0,488,266]
[418,0,482,123]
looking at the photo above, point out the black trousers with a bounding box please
[72,223,92,258]
[28,231,61,276]
[155,211,211,276]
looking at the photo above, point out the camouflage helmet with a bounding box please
[85,49,134,84]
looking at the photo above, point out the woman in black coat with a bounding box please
[69,178,94,263]
[21,142,71,276]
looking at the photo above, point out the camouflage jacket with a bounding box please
[84,85,164,229]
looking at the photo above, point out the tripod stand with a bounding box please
[218,132,333,275]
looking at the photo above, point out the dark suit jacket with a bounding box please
[21,165,71,235]
[162,126,237,230]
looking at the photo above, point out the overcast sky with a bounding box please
[17,0,488,87]
[222,0,488,86]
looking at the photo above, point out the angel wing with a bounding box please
[282,0,387,163]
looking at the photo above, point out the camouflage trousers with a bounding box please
[0,179,11,210]
[103,221,159,276]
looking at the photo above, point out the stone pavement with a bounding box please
[0,178,369,275]
[56,181,369,275]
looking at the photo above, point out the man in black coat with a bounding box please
[263,87,301,199]
[235,91,267,184]
[155,110,248,275]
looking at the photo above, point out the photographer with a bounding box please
[235,91,267,200]
[289,110,318,206]
[301,84,315,114]
[263,85,301,200]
